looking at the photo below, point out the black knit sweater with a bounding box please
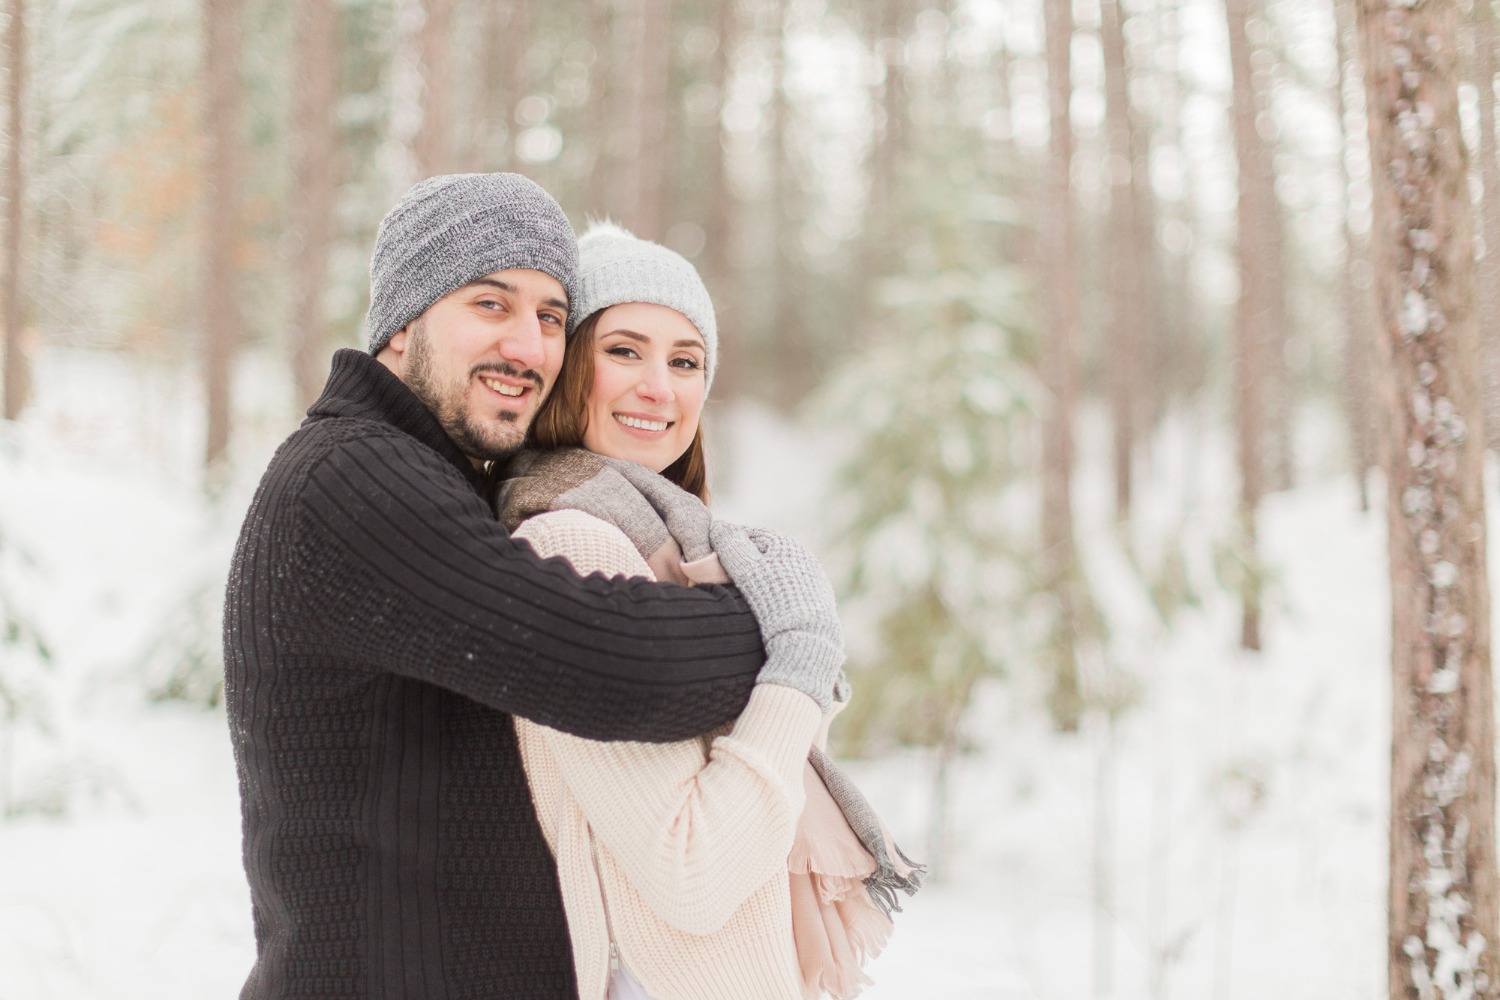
[223,350,764,999]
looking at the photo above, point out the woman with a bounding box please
[496,224,919,1000]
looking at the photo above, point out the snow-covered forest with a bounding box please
[1,0,1496,997]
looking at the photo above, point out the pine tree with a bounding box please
[823,148,1042,869]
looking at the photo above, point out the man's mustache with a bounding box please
[472,362,545,393]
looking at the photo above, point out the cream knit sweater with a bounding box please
[512,509,822,1000]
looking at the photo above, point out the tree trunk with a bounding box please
[467,2,524,171]
[611,0,671,238]
[1,0,24,422]
[288,0,340,412]
[1225,0,1277,650]
[988,0,1029,276]
[1100,0,1151,520]
[1335,0,1377,511]
[636,0,671,238]
[583,0,614,218]
[875,0,906,256]
[1227,0,1294,500]
[1475,0,1500,453]
[385,0,423,190]
[765,0,805,407]
[1040,0,1083,731]
[1154,0,1206,407]
[413,0,453,177]
[1354,2,1500,998]
[992,3,1015,158]
[701,0,738,397]
[856,0,909,299]
[1125,0,1169,442]
[203,0,242,476]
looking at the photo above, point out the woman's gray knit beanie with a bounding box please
[365,172,579,355]
[571,222,718,394]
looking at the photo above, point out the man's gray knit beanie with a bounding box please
[365,172,579,355]
[571,222,718,394]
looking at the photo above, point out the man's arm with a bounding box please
[292,427,763,742]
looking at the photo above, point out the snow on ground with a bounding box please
[1,352,1402,998]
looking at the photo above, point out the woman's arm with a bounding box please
[515,509,821,934]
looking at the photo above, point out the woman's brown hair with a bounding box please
[524,310,710,502]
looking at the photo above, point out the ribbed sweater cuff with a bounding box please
[725,684,822,779]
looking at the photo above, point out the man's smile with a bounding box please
[479,374,527,397]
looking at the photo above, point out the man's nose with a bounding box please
[498,312,546,373]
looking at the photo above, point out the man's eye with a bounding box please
[478,299,504,311]
[540,312,565,327]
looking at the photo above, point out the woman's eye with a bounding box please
[606,345,639,359]
[671,357,703,371]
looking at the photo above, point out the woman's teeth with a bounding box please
[481,376,524,397]
[616,414,669,432]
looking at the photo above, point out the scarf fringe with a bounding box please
[791,871,896,1000]
[862,859,926,918]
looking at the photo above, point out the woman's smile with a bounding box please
[581,302,706,473]
[614,411,673,434]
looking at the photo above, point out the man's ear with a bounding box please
[375,326,410,377]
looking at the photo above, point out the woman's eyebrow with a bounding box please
[602,328,648,343]
[602,328,704,350]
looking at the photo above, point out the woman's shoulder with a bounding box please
[514,507,623,537]
[513,509,656,581]
[495,447,610,530]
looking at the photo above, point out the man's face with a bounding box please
[382,269,568,464]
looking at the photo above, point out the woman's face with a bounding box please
[580,302,707,473]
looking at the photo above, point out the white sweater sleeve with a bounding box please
[513,509,822,934]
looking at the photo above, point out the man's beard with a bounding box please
[404,319,540,463]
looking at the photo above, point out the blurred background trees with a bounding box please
[6,2,1500,990]
[0,0,1327,439]
[0,0,1495,809]
[0,0,1343,683]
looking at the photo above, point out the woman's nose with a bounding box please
[636,365,675,403]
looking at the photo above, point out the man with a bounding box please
[223,173,842,998]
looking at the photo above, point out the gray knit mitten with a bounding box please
[709,522,845,711]
[599,456,714,561]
